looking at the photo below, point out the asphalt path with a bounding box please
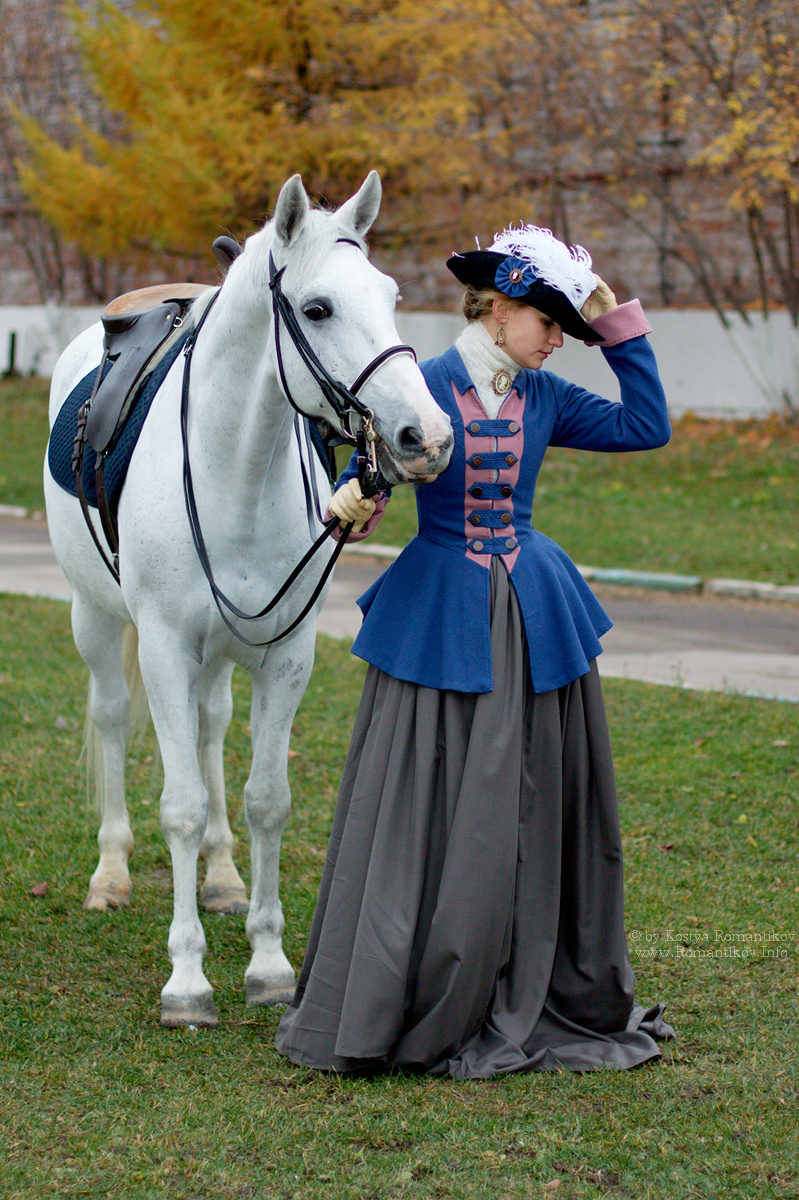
[3,516,799,702]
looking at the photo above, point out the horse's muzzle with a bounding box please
[377,423,454,484]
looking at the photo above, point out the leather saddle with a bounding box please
[86,237,243,455]
[72,236,244,582]
[86,283,213,454]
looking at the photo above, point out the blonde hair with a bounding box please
[462,286,523,323]
[462,286,499,321]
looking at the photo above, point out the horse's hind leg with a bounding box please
[71,595,134,911]
[198,658,248,915]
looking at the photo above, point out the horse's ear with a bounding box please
[273,174,311,247]
[337,171,382,239]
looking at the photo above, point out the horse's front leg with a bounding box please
[244,629,316,1005]
[71,594,134,912]
[197,658,248,914]
[137,626,216,1027]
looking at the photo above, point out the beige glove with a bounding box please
[328,477,376,533]
[581,275,618,322]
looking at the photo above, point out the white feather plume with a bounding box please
[488,224,596,308]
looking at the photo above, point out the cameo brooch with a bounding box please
[491,368,513,396]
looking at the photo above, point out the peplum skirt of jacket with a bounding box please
[349,528,613,695]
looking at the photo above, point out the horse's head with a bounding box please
[256,172,453,485]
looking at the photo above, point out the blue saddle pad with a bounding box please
[48,327,192,511]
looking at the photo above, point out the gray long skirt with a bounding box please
[276,563,673,1078]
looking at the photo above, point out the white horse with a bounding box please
[44,172,453,1027]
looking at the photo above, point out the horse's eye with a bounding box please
[303,303,331,322]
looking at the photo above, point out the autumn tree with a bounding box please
[13,0,503,279]
[0,0,106,300]
[574,0,799,322]
[11,0,799,362]
[462,0,796,325]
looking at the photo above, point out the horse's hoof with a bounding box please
[160,992,218,1028]
[83,882,131,911]
[246,976,296,1007]
[200,885,249,915]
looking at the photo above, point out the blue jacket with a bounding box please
[342,329,669,694]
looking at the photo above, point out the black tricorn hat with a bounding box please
[447,249,604,343]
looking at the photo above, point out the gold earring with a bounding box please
[495,326,506,348]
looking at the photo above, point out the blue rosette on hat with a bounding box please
[494,257,537,298]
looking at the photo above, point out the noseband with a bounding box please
[179,238,416,648]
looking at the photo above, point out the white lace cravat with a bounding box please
[454,321,522,419]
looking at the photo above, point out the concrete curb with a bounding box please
[578,567,702,592]
[342,542,799,603]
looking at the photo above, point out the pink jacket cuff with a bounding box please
[325,494,388,542]
[588,299,652,347]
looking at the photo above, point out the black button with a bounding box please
[501,486,512,497]
[501,513,512,525]
[471,486,483,498]
[470,513,482,525]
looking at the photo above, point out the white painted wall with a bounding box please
[0,305,102,379]
[2,304,798,419]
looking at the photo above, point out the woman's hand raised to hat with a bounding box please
[581,276,618,322]
[329,477,376,532]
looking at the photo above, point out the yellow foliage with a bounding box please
[15,0,507,262]
[12,0,799,293]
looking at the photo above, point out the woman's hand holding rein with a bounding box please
[328,477,377,532]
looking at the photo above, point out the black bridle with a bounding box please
[180,239,417,648]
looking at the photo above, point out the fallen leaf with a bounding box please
[30,882,48,897]
[544,1183,561,1193]
[658,843,674,851]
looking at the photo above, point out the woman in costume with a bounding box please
[275,224,675,1078]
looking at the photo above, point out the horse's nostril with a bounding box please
[397,424,425,456]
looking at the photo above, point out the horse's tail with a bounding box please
[83,622,152,813]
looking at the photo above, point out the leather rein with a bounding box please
[178,238,417,648]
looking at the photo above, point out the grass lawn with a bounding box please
[4,375,799,582]
[0,375,51,513]
[1,593,797,1200]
